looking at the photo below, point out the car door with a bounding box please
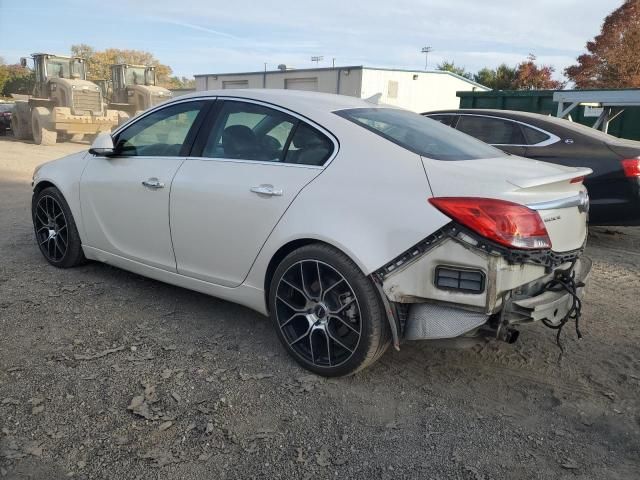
[80,100,209,271]
[170,99,336,287]
[455,115,527,156]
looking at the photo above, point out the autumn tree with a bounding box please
[514,54,564,90]
[565,0,640,88]
[70,44,192,88]
[0,57,34,96]
[437,60,474,80]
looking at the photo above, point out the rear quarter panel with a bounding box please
[244,117,450,290]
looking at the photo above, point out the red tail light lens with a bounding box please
[570,176,585,184]
[622,158,640,178]
[429,197,552,250]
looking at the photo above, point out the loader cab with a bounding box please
[110,64,170,113]
[27,54,87,99]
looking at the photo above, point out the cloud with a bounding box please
[0,0,620,78]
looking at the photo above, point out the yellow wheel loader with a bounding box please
[11,53,119,145]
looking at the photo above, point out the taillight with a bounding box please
[622,158,640,178]
[570,176,585,184]
[429,197,552,250]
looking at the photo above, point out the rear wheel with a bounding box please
[32,107,57,145]
[10,110,31,140]
[269,244,390,377]
[32,187,86,268]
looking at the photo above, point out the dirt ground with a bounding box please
[0,136,639,480]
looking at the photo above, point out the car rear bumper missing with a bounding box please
[373,224,591,345]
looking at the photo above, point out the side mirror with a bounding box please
[89,132,115,156]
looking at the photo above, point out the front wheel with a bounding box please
[269,244,390,377]
[32,187,86,268]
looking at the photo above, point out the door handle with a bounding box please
[142,178,165,189]
[250,185,283,196]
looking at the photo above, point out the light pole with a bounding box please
[311,56,324,66]
[421,46,433,71]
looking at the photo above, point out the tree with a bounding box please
[70,44,187,88]
[437,60,473,80]
[514,54,564,90]
[0,58,34,96]
[565,0,640,88]
[473,64,518,90]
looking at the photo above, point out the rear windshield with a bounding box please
[335,108,506,160]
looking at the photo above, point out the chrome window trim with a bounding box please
[443,113,562,148]
[183,156,324,170]
[111,95,340,169]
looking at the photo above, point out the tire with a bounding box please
[268,244,390,377]
[32,107,57,145]
[117,111,130,126]
[32,186,86,268]
[10,111,31,140]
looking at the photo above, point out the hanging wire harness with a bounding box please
[540,260,585,354]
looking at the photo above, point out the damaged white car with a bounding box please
[31,90,592,376]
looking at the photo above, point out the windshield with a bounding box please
[336,107,507,160]
[125,67,153,86]
[45,56,85,79]
[0,104,14,113]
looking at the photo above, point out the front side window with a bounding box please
[336,108,505,161]
[115,101,205,157]
[201,101,333,166]
[456,116,525,145]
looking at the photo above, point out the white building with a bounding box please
[195,66,489,112]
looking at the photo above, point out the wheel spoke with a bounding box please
[327,329,355,354]
[321,278,345,302]
[37,204,47,218]
[329,296,356,315]
[316,261,323,297]
[328,314,360,334]
[276,295,305,313]
[300,263,316,300]
[282,278,310,300]
[36,212,47,225]
[280,312,305,329]
[289,326,312,347]
[324,328,332,366]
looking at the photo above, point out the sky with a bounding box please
[0,0,622,80]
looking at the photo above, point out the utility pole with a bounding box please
[311,56,324,66]
[332,58,336,68]
[421,46,433,71]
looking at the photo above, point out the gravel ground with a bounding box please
[1,136,639,479]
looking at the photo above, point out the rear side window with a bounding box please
[336,108,505,161]
[521,125,551,145]
[456,116,525,145]
[201,100,333,166]
[284,123,333,166]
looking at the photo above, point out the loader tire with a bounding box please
[32,107,57,146]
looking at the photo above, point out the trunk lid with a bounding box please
[422,155,592,252]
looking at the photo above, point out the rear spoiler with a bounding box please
[508,168,593,189]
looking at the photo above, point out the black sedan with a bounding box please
[423,109,640,226]
[0,102,14,135]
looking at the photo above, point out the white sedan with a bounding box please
[32,89,592,376]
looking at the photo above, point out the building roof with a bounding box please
[195,65,488,89]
